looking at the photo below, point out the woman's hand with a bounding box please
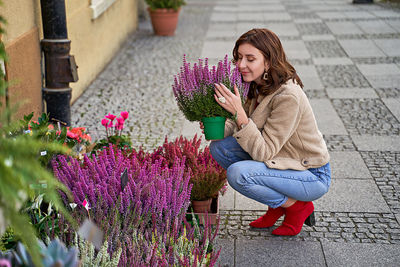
[214,83,249,127]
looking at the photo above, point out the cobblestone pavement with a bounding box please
[72,0,400,265]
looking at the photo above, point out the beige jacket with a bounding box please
[225,79,330,170]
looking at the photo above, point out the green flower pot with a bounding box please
[201,116,226,140]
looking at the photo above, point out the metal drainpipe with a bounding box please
[40,0,78,126]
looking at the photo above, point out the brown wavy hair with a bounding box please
[232,28,303,99]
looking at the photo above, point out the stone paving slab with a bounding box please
[381,98,400,121]
[215,238,235,267]
[265,23,300,37]
[219,185,235,210]
[235,239,326,267]
[293,65,324,90]
[281,40,310,59]
[329,151,372,179]
[322,241,400,266]
[310,99,348,135]
[356,20,398,35]
[374,39,400,57]
[351,135,400,151]
[338,39,386,58]
[326,21,363,35]
[235,191,267,210]
[201,41,234,59]
[315,179,391,213]
[312,57,353,65]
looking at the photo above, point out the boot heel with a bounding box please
[304,211,315,227]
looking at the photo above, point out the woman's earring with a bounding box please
[263,71,268,81]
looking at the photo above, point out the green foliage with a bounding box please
[73,235,121,267]
[92,134,132,153]
[23,194,64,242]
[0,228,17,251]
[0,9,75,267]
[145,0,186,11]
[177,80,237,122]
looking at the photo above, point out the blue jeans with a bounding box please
[210,136,331,208]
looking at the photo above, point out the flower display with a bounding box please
[172,54,250,121]
[51,145,220,266]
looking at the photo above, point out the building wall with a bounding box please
[1,0,138,119]
[1,0,41,119]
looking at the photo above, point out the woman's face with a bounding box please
[236,43,268,84]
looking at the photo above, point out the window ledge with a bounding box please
[90,0,117,20]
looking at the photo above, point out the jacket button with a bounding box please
[271,161,275,164]
[303,160,308,164]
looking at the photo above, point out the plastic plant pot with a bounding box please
[201,116,226,140]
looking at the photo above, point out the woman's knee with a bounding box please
[226,162,246,189]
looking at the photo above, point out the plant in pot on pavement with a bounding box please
[145,0,186,36]
[92,111,132,153]
[172,55,249,140]
[161,135,227,213]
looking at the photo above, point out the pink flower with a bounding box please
[121,111,129,120]
[115,117,125,130]
[107,121,114,128]
[101,118,109,127]
[105,113,116,121]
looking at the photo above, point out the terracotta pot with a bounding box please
[147,8,181,36]
[191,198,212,213]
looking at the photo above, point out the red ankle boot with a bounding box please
[272,201,315,236]
[249,207,285,228]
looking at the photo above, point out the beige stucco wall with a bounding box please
[1,0,138,116]
[65,0,138,102]
[1,0,37,44]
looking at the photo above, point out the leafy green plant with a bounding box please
[0,9,75,266]
[145,0,186,11]
[23,194,64,242]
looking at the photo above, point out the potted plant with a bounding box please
[160,135,227,222]
[172,55,249,140]
[145,0,186,36]
[92,111,132,153]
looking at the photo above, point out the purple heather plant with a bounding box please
[51,145,220,266]
[172,54,250,121]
